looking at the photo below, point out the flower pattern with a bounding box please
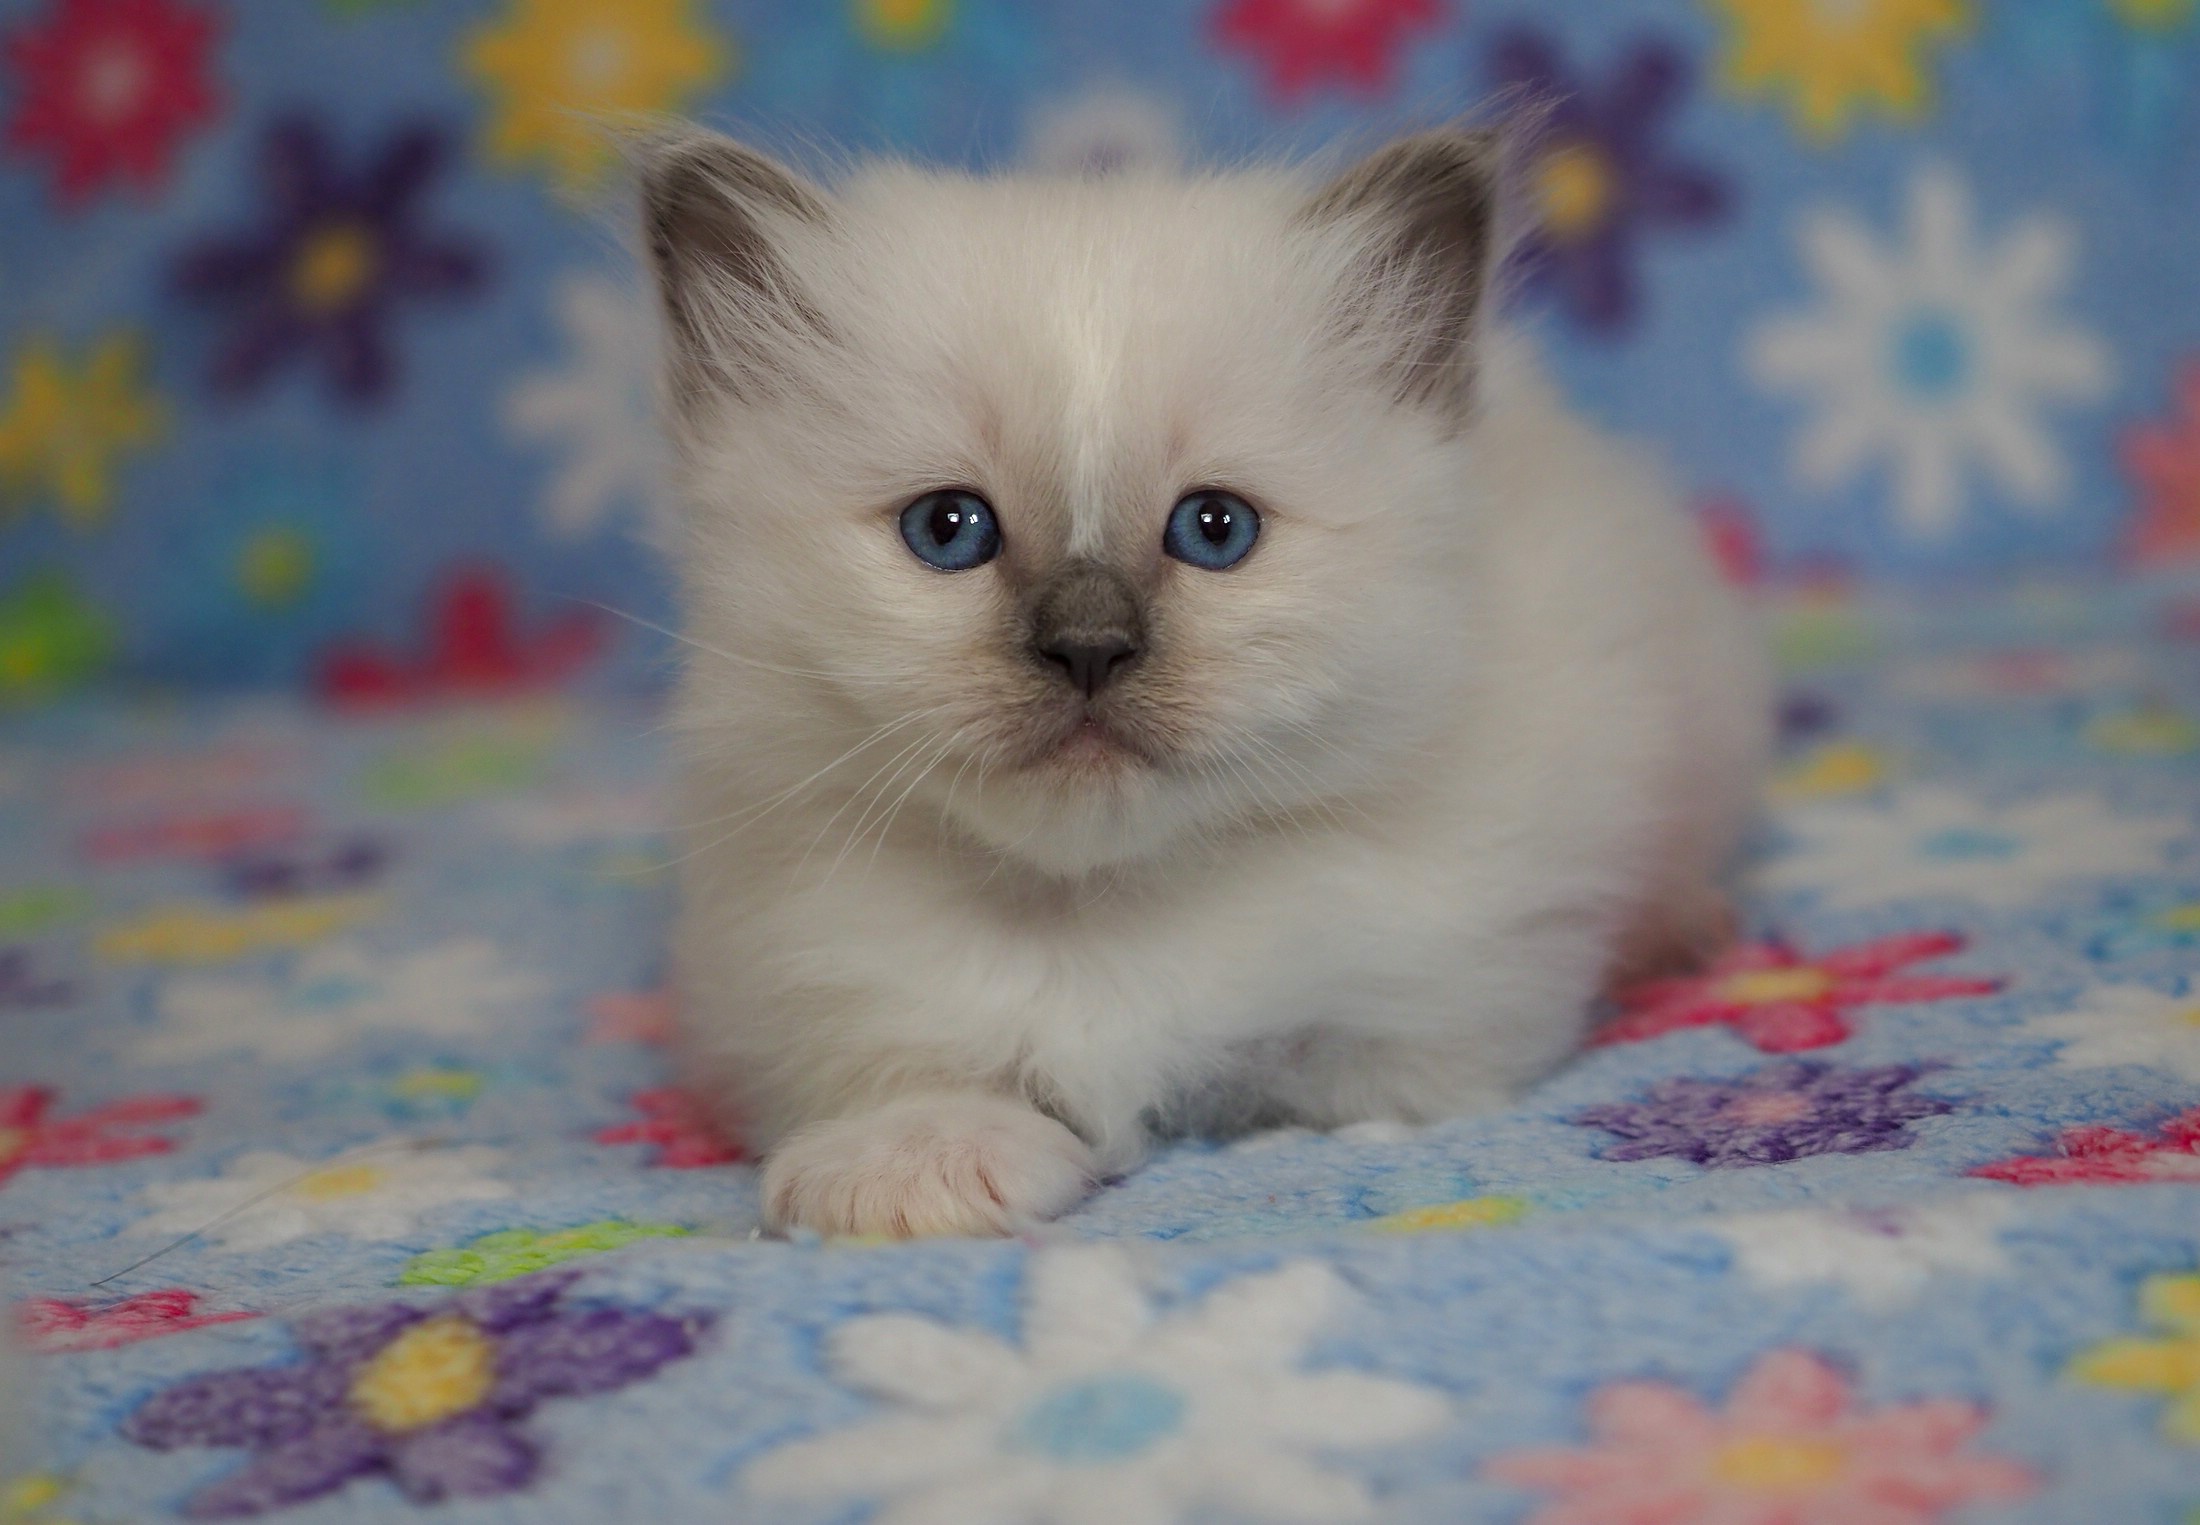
[1764,787,2185,908]
[315,567,601,708]
[82,805,303,864]
[1488,29,1729,334]
[1750,166,2111,539]
[504,274,672,543]
[745,1246,1450,1523]
[1709,1193,2015,1307]
[94,893,382,964]
[2,0,220,206]
[1486,1347,2036,1523]
[1969,1106,2200,1185]
[0,573,114,703]
[171,117,486,406]
[0,333,165,526]
[132,1144,512,1250]
[0,947,73,1008]
[20,1289,258,1353]
[1211,0,1443,103]
[2124,357,2200,565]
[1574,1060,1953,1168]
[122,1272,706,1515]
[399,1221,691,1287]
[219,835,388,900]
[143,938,543,1064]
[464,0,728,194]
[2071,1273,2200,1444]
[2026,982,2200,1081]
[594,1087,742,1167]
[1710,0,1972,141]
[1598,932,1997,1053]
[0,1085,199,1187]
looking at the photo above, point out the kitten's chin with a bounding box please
[943,748,1191,878]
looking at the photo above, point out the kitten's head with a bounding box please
[644,127,1510,876]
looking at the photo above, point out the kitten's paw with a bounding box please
[762,1093,1095,1239]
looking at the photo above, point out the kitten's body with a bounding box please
[649,134,1770,1238]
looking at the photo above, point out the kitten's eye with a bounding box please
[899,490,1001,572]
[1163,490,1259,571]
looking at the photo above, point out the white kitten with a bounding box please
[642,126,1770,1239]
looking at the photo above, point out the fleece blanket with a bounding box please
[2,575,2199,1525]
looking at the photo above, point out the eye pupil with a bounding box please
[900,490,1001,571]
[1165,490,1259,571]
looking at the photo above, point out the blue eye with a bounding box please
[1164,490,1259,571]
[899,490,1001,572]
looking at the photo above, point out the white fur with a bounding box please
[657,147,1771,1238]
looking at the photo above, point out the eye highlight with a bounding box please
[899,490,1001,572]
[1163,490,1259,571]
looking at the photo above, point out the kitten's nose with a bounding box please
[1031,561,1145,698]
[1038,634,1139,697]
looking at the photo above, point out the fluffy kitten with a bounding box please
[642,125,1770,1239]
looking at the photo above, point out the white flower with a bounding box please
[744,1245,1448,1524]
[505,273,673,543]
[1023,87,1184,176]
[1763,786,2184,908]
[1749,165,2110,539]
[140,939,543,1063]
[1710,1194,2015,1309]
[132,1144,511,1252]
[2027,983,2200,1082]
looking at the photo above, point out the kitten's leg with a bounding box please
[761,1090,1096,1239]
[1604,879,1739,996]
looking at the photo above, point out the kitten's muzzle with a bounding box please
[1030,561,1144,699]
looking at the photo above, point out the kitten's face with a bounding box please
[656,143,1497,875]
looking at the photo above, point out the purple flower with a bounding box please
[172,116,486,405]
[222,836,388,900]
[0,947,72,1007]
[123,1272,703,1517]
[1573,1060,1952,1169]
[1489,29,1728,334]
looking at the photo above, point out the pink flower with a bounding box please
[1969,1106,2200,1186]
[20,1288,257,1352]
[585,989,674,1046]
[1597,932,1998,1053]
[1486,1348,2036,1525]
[0,1084,200,1187]
[2122,358,2200,567]
[1211,0,1444,103]
[594,1087,742,1168]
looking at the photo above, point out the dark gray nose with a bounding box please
[1031,561,1144,698]
[1038,634,1139,697]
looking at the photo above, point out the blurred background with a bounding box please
[0,0,2194,702]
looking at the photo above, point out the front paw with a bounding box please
[761,1092,1096,1239]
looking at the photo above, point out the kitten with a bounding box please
[642,125,1771,1240]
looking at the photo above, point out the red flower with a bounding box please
[0,1084,200,1187]
[20,1288,257,1353]
[586,989,674,1046]
[2123,358,2200,567]
[3,0,219,207]
[1598,932,1999,1053]
[1970,1108,2200,1187]
[80,804,305,863]
[595,1087,743,1168]
[1212,0,1444,103]
[314,566,601,709]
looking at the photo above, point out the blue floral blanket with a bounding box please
[6,576,2200,1524]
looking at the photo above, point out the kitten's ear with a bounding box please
[637,129,832,409]
[1305,128,1509,416]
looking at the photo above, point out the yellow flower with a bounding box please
[465,0,731,194]
[1708,0,1971,142]
[0,333,165,527]
[2110,0,2195,31]
[2086,705,2200,758]
[1770,740,1890,802]
[2070,1273,2200,1443]
[1372,1196,1529,1234]
[1,1473,80,1525]
[96,894,383,964]
[857,0,954,51]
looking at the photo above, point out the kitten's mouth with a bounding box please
[1031,712,1152,771]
